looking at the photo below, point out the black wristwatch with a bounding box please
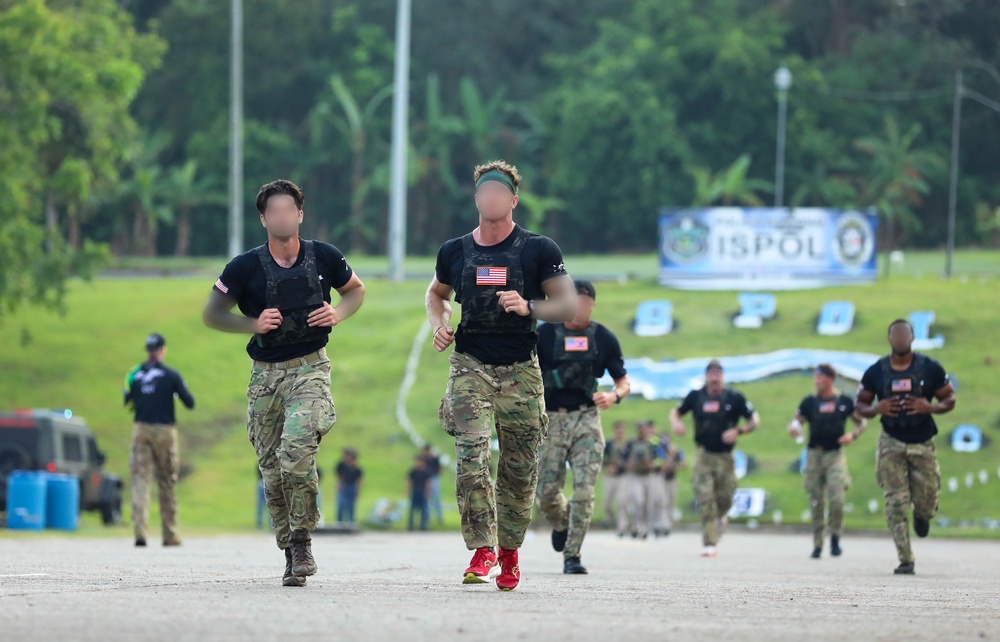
[613,390,622,404]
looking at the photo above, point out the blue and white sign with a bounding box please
[658,208,878,289]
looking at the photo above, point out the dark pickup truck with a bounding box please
[0,409,123,525]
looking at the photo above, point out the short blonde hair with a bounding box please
[473,160,522,192]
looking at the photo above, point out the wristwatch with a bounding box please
[527,299,536,317]
[613,390,622,404]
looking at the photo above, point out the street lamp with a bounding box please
[774,64,792,209]
[387,0,412,282]
[228,0,243,257]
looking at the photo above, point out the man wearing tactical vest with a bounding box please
[856,319,955,576]
[602,421,630,533]
[203,179,366,587]
[536,279,630,575]
[623,421,661,540]
[426,160,577,592]
[788,363,867,559]
[670,360,759,557]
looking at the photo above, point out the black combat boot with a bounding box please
[914,517,930,538]
[283,548,306,587]
[830,535,842,556]
[810,548,821,559]
[894,561,915,575]
[564,556,588,574]
[551,529,568,553]
[289,528,318,577]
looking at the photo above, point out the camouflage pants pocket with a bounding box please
[438,382,459,438]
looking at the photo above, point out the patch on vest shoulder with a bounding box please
[565,336,589,352]
[891,379,912,393]
[476,266,507,286]
[819,401,836,414]
[702,400,720,413]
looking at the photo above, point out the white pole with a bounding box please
[774,65,792,209]
[387,0,412,282]
[228,0,244,258]
[945,69,962,279]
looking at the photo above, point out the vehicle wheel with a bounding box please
[101,488,122,526]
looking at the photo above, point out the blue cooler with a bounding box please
[46,473,79,531]
[6,471,48,530]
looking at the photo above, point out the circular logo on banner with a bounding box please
[661,216,710,265]
[832,212,875,267]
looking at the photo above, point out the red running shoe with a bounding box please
[494,547,521,592]
[463,547,500,584]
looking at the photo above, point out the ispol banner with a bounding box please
[658,208,878,290]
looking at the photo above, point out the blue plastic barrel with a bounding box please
[6,471,48,530]
[46,474,79,531]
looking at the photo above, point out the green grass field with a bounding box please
[2,250,999,539]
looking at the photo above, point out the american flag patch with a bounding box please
[565,336,589,352]
[819,401,836,413]
[891,379,912,393]
[476,266,507,286]
[214,278,229,294]
[702,401,720,413]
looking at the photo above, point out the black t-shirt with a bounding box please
[124,361,195,425]
[677,387,754,453]
[797,393,855,451]
[422,454,442,477]
[537,322,627,409]
[409,468,430,497]
[336,461,363,486]
[435,225,567,365]
[859,354,949,443]
[213,239,354,362]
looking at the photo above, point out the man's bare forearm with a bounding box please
[203,304,255,334]
[739,411,761,434]
[335,284,366,321]
[531,294,576,323]
[426,290,453,331]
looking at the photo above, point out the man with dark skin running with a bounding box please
[855,319,955,576]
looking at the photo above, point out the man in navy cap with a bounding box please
[124,333,195,547]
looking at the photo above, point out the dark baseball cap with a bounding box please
[574,279,596,300]
[706,359,723,372]
[145,333,166,351]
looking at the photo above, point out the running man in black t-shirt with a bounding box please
[670,360,759,557]
[426,160,576,591]
[203,179,366,587]
[536,279,630,575]
[855,319,955,576]
[788,363,866,559]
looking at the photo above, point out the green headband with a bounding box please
[475,169,516,194]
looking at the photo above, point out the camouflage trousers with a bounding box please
[248,349,336,550]
[692,448,737,546]
[876,431,940,564]
[537,406,605,559]
[130,422,179,541]
[804,447,851,550]
[438,351,548,551]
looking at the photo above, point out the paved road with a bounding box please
[1,530,997,641]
